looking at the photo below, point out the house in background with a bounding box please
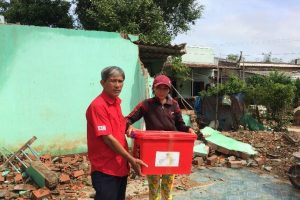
[177,47,217,98]
[134,45,218,98]
[218,59,300,81]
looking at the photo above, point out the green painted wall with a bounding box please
[0,25,146,155]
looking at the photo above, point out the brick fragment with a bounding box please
[61,157,72,163]
[14,173,23,183]
[14,184,36,191]
[32,188,51,200]
[0,175,4,183]
[207,155,218,166]
[40,154,52,164]
[70,155,79,164]
[193,157,204,166]
[255,157,266,165]
[228,160,244,168]
[59,173,70,183]
[5,173,14,182]
[73,170,84,178]
[218,157,227,165]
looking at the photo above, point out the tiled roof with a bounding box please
[134,41,186,61]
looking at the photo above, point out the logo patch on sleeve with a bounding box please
[97,125,106,131]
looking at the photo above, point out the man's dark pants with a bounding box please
[91,171,128,200]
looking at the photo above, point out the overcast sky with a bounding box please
[173,0,300,62]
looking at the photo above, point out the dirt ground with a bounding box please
[0,126,299,199]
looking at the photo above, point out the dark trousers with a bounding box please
[91,171,128,200]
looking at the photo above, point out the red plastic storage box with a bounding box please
[132,131,197,175]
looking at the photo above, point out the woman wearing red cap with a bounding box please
[126,74,195,200]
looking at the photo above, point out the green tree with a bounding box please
[153,0,203,36]
[263,82,295,131]
[200,74,245,97]
[226,54,239,61]
[245,72,295,131]
[75,0,203,44]
[268,71,293,85]
[162,56,191,81]
[200,73,295,131]
[245,74,269,105]
[223,75,246,94]
[0,0,9,15]
[246,74,268,87]
[1,0,73,28]
[294,78,300,106]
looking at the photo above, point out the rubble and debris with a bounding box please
[0,126,299,199]
[207,155,218,166]
[193,141,209,157]
[228,160,246,168]
[193,157,204,167]
[201,127,258,159]
[283,130,300,144]
[32,188,51,200]
[26,161,59,189]
[13,184,36,191]
[0,137,59,190]
[0,136,38,171]
[222,129,299,179]
[254,157,266,166]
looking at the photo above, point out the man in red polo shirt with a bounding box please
[86,66,147,200]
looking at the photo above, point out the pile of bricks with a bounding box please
[222,130,298,179]
[0,153,94,199]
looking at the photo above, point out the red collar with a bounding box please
[101,91,121,105]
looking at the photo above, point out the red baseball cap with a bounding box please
[153,75,171,89]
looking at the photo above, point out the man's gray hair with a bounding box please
[101,66,125,81]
